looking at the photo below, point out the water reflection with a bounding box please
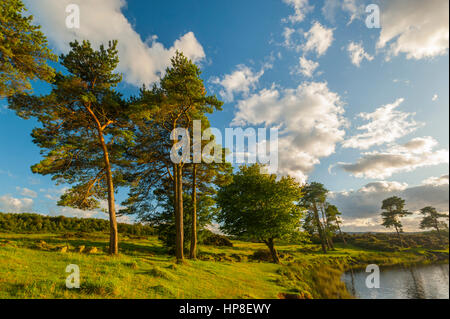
[342,264,449,299]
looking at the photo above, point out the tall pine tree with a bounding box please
[8,40,132,255]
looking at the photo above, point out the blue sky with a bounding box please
[0,0,448,231]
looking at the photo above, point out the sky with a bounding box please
[0,0,448,232]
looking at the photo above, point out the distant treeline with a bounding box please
[0,212,155,236]
[313,231,449,251]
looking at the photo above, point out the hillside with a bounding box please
[0,228,448,299]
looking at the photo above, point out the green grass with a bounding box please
[0,232,447,299]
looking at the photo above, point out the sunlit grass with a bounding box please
[0,233,447,299]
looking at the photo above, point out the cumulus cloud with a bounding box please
[359,180,408,193]
[16,187,37,198]
[377,0,449,60]
[335,136,449,179]
[23,0,205,86]
[0,185,133,223]
[329,177,449,232]
[422,174,449,186]
[302,22,334,56]
[280,21,333,57]
[282,27,296,48]
[293,57,319,77]
[322,0,364,25]
[347,41,374,67]
[282,0,313,24]
[232,81,347,182]
[211,65,267,102]
[0,195,34,213]
[342,98,422,150]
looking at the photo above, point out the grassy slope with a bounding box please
[0,233,448,299]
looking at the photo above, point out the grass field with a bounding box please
[0,232,448,299]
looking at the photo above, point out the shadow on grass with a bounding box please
[0,233,169,258]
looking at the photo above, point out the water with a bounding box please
[342,264,449,299]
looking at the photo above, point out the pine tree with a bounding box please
[300,182,330,253]
[8,40,132,255]
[0,0,56,97]
[419,206,449,237]
[123,52,222,263]
[381,196,412,247]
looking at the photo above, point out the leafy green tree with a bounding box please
[0,0,56,97]
[299,182,330,253]
[8,40,132,255]
[216,164,303,263]
[419,206,449,237]
[381,196,412,246]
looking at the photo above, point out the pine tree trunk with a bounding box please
[327,236,334,250]
[173,164,178,213]
[175,163,184,263]
[313,203,327,253]
[338,225,347,245]
[434,221,441,237]
[434,221,443,243]
[190,164,197,259]
[173,163,178,256]
[87,105,118,256]
[395,226,403,248]
[98,130,118,255]
[265,238,280,264]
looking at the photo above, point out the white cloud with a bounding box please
[23,0,205,86]
[282,27,296,48]
[392,78,411,85]
[302,22,334,56]
[282,0,313,24]
[16,187,37,198]
[422,174,449,186]
[294,57,319,77]
[0,195,34,213]
[347,41,374,67]
[322,0,364,25]
[335,136,449,179]
[432,94,439,102]
[359,180,408,193]
[377,0,449,60]
[329,178,449,232]
[232,81,347,182]
[211,65,266,102]
[342,98,422,150]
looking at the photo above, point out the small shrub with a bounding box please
[201,231,233,247]
[149,284,173,297]
[126,261,138,269]
[81,280,119,297]
[250,249,273,262]
[146,266,175,280]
